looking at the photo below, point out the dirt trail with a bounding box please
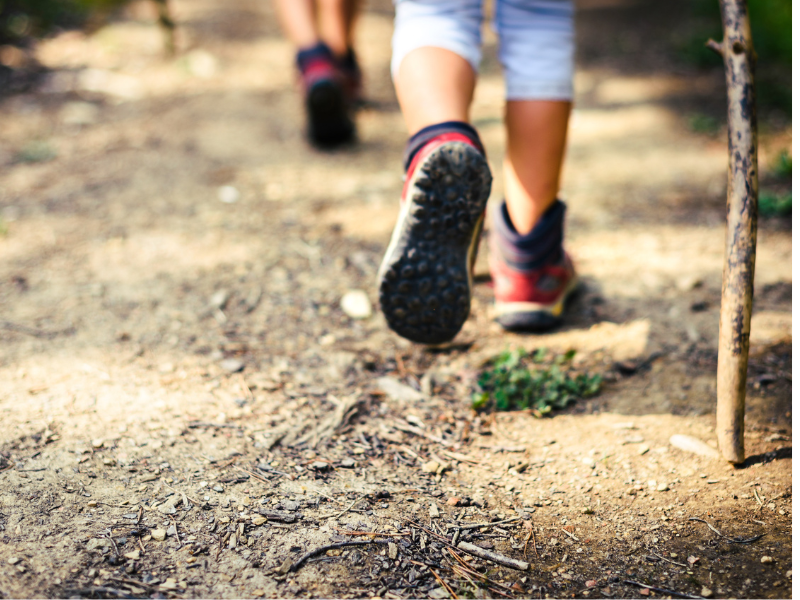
[0,0,791,598]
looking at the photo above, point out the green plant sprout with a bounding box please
[472,348,602,415]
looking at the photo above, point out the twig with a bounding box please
[335,495,366,520]
[705,38,724,56]
[446,549,518,593]
[392,419,456,448]
[688,517,765,543]
[652,553,688,567]
[753,488,764,509]
[169,514,182,547]
[441,450,482,464]
[446,517,520,531]
[561,528,579,542]
[334,528,408,537]
[235,465,273,485]
[289,540,392,572]
[161,480,201,505]
[429,567,458,599]
[457,541,530,571]
[1,320,75,339]
[523,521,539,559]
[623,580,704,599]
[63,587,134,599]
[103,530,120,558]
[188,421,239,429]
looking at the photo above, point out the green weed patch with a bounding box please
[472,348,602,415]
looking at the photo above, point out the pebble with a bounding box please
[446,497,461,506]
[669,434,720,458]
[212,485,224,493]
[429,503,440,518]
[209,289,230,309]
[761,556,774,564]
[340,289,372,319]
[159,578,178,591]
[252,515,267,526]
[309,461,331,471]
[585,580,597,588]
[340,458,356,468]
[220,359,244,373]
[421,460,440,474]
[388,542,398,560]
[86,538,110,551]
[92,439,105,449]
[218,185,240,204]
[7,557,20,565]
[282,500,300,511]
[123,550,140,560]
[700,586,712,597]
[656,483,669,492]
[151,528,167,542]
[377,377,423,402]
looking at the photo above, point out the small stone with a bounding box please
[277,557,293,575]
[253,590,265,597]
[688,555,699,565]
[340,289,372,319]
[218,185,240,204]
[166,525,177,538]
[656,483,669,492]
[446,497,461,506]
[638,445,650,455]
[252,515,267,526]
[786,570,792,578]
[340,458,356,468]
[669,434,720,458]
[220,358,244,373]
[151,528,167,542]
[309,461,331,471]
[376,377,423,402]
[92,439,105,449]
[585,580,597,588]
[422,460,440,474]
[638,588,649,596]
[429,503,440,518]
[15,565,25,574]
[8,557,20,565]
[581,507,594,514]
[212,484,224,493]
[700,586,712,597]
[761,556,774,564]
[86,538,110,551]
[429,586,449,599]
[124,550,140,560]
[159,578,178,590]
[282,500,300,511]
[388,542,398,560]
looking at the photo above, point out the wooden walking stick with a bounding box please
[708,0,758,464]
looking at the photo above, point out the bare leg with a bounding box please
[273,0,318,49]
[343,0,361,49]
[394,47,475,135]
[317,0,351,56]
[503,100,571,235]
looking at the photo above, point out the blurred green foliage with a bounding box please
[0,0,131,45]
[759,192,791,218]
[674,0,791,117]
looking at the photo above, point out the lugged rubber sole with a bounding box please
[378,141,492,344]
[494,275,579,332]
[307,79,354,146]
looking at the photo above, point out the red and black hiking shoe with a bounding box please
[488,199,578,331]
[297,43,354,147]
[378,126,492,344]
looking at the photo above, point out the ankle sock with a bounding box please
[402,121,485,173]
[296,42,334,73]
[492,199,566,271]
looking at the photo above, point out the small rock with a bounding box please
[277,557,293,575]
[92,439,105,449]
[151,528,167,542]
[159,578,178,591]
[656,483,669,492]
[700,586,712,597]
[220,359,244,373]
[252,515,267,526]
[7,557,20,565]
[376,377,423,402]
[446,496,461,506]
[166,524,177,537]
[422,460,440,474]
[282,500,300,512]
[388,542,398,560]
[581,507,594,514]
[209,289,230,309]
[688,555,699,565]
[585,580,597,588]
[761,556,774,564]
[429,586,449,599]
[309,461,331,471]
[429,503,440,518]
[669,434,720,458]
[212,484,224,493]
[218,185,240,204]
[340,458,356,468]
[86,538,110,551]
[340,289,372,319]
[639,589,650,596]
[638,445,650,455]
[123,550,140,560]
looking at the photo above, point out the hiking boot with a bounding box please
[378,123,492,344]
[296,42,355,147]
[338,47,364,106]
[489,199,578,331]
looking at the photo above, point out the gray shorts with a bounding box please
[392,0,574,101]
